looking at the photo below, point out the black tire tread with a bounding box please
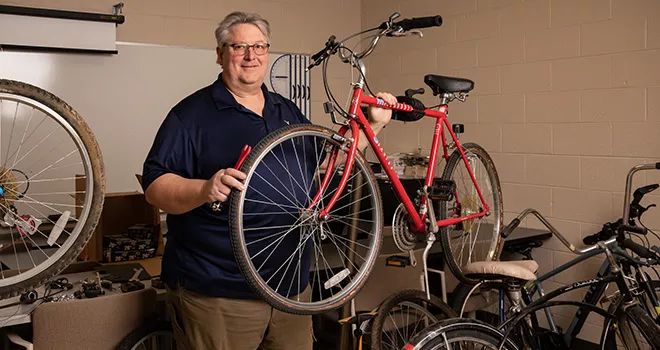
[0,79,105,299]
[622,302,660,349]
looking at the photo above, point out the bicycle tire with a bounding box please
[370,289,457,350]
[117,320,175,350]
[439,142,503,284]
[619,302,660,349]
[405,318,520,350]
[0,79,105,299]
[229,124,383,315]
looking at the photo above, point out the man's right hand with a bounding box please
[203,168,247,204]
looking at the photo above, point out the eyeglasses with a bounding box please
[222,42,270,56]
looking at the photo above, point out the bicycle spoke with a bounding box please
[324,222,360,273]
[258,159,305,207]
[244,197,300,220]
[0,126,57,180]
[290,137,311,205]
[251,215,306,261]
[4,185,79,229]
[252,170,304,209]
[3,175,86,186]
[265,229,314,285]
[3,102,19,170]
[0,202,54,265]
[328,233,368,264]
[0,201,62,248]
[246,225,304,247]
[1,109,46,178]
[327,216,376,238]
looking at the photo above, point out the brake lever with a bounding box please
[387,29,423,38]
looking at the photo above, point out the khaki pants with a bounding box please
[166,286,313,350]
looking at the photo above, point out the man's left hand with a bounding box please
[367,92,396,129]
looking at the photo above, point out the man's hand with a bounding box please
[202,168,246,203]
[367,92,396,130]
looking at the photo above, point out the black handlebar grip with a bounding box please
[656,162,660,169]
[583,232,601,245]
[395,15,443,30]
[623,239,656,259]
[501,218,520,238]
[621,224,648,235]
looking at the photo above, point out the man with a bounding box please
[141,11,395,350]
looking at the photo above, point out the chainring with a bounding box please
[392,203,417,252]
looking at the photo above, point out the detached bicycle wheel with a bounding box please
[0,79,104,299]
[229,124,383,315]
[405,318,520,350]
[439,142,503,284]
[370,289,456,350]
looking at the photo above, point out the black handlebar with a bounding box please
[620,224,648,235]
[622,238,656,259]
[389,15,443,31]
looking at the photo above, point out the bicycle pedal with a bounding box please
[429,179,456,201]
[386,255,410,267]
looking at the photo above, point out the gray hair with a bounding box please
[215,11,271,48]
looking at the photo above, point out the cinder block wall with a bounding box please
[361,0,660,342]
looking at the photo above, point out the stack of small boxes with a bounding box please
[102,224,158,263]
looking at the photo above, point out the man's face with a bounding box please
[217,23,269,88]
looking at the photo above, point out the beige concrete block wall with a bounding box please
[361,0,660,340]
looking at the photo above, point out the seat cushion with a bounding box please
[463,260,538,281]
[424,74,474,95]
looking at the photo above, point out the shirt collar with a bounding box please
[211,72,281,112]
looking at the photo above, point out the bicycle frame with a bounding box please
[494,243,648,349]
[310,80,490,233]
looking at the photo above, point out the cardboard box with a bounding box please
[76,175,164,262]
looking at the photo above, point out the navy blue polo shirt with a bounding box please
[141,72,312,299]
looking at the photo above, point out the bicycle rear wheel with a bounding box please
[229,124,383,314]
[0,79,104,299]
[439,142,503,284]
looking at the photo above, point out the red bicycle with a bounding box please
[228,13,503,315]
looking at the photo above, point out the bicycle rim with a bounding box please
[406,318,519,350]
[229,124,383,314]
[0,79,104,298]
